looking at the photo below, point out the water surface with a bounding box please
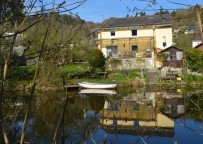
[3,87,203,144]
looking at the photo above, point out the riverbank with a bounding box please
[2,78,203,92]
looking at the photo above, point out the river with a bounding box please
[2,86,203,144]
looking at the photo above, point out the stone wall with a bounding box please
[107,58,154,70]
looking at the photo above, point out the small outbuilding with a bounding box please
[159,45,183,68]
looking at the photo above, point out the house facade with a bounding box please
[96,15,172,68]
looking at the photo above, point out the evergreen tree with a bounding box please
[88,49,105,72]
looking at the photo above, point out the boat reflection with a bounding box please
[79,89,117,95]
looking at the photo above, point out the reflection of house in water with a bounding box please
[161,89,185,119]
[100,95,175,137]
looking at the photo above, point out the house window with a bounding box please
[107,46,118,58]
[132,30,137,36]
[170,52,176,60]
[131,45,138,51]
[163,42,166,47]
[110,31,115,36]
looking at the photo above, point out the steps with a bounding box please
[146,68,159,84]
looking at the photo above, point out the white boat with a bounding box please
[78,82,117,89]
[79,89,117,94]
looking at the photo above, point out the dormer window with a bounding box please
[110,31,115,36]
[132,29,137,36]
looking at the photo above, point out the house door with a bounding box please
[107,46,118,58]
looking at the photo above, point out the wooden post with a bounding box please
[196,5,203,43]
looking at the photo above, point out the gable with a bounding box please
[159,45,182,53]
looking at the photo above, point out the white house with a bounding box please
[96,14,173,68]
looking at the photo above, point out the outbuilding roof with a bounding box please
[194,42,203,48]
[101,14,171,28]
[159,45,182,53]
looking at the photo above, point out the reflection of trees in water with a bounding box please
[187,93,203,119]
[36,92,85,143]
[0,93,30,143]
[0,92,86,143]
[62,94,101,144]
[36,92,102,144]
[157,89,203,120]
[157,90,203,138]
[88,95,105,113]
[2,89,203,143]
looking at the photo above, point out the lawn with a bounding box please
[8,64,143,86]
[8,65,36,80]
[58,64,143,84]
[58,63,90,74]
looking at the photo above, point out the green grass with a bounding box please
[18,65,36,71]
[185,74,203,83]
[59,64,142,84]
[8,65,36,79]
[9,64,143,85]
[107,70,141,81]
[58,64,89,74]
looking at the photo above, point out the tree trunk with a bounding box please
[3,60,8,81]
[196,5,203,43]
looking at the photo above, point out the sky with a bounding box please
[60,0,203,23]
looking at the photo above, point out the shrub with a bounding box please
[88,49,105,71]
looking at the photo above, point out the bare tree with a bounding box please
[0,0,87,143]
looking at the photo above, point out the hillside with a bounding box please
[171,9,203,49]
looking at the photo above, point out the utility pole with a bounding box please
[196,5,203,43]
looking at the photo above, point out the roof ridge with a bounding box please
[101,14,171,28]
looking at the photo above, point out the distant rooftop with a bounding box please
[101,14,172,28]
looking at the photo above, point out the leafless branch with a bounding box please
[166,0,193,7]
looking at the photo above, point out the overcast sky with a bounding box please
[60,0,203,23]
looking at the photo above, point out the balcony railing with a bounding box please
[115,51,152,59]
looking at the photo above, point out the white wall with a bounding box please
[176,51,183,60]
[155,28,173,49]
[98,27,173,50]
[99,29,154,39]
[139,113,174,127]
[98,33,101,39]
[101,48,107,57]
